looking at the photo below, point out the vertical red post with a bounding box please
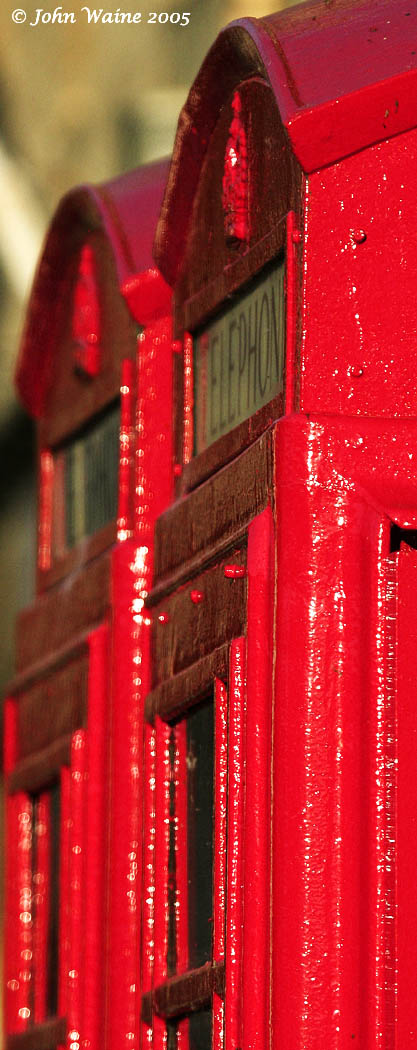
[83,624,110,1050]
[108,315,173,1050]
[141,723,157,1050]
[285,211,298,416]
[213,679,228,1050]
[175,724,189,1050]
[4,699,20,1033]
[393,548,417,1044]
[67,729,88,1050]
[33,792,51,1024]
[15,793,33,1031]
[225,639,246,1050]
[58,764,71,1047]
[153,717,171,1050]
[243,507,274,1050]
[183,332,193,466]
[118,358,136,542]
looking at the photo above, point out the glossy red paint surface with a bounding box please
[222,91,249,244]
[155,0,417,285]
[141,722,156,1045]
[72,243,101,377]
[244,509,274,1050]
[67,730,87,1050]
[58,765,71,1046]
[270,414,417,1047]
[213,679,227,1050]
[83,625,110,1050]
[152,717,170,1050]
[301,126,417,418]
[32,792,50,1024]
[225,639,245,1050]
[107,314,173,1050]
[118,358,136,541]
[4,700,20,1033]
[11,3,417,1049]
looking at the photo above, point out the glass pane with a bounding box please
[189,1008,212,1050]
[187,701,214,969]
[62,400,120,548]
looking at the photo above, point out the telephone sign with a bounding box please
[194,261,285,453]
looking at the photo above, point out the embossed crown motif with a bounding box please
[222,91,249,246]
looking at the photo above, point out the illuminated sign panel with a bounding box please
[194,260,285,454]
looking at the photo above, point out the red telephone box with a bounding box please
[7,2,417,1050]
[4,160,173,1050]
[143,2,417,1048]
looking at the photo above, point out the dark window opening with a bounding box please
[166,698,214,976]
[390,525,417,553]
[189,1007,212,1050]
[186,701,214,970]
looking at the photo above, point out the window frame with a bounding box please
[141,639,246,1050]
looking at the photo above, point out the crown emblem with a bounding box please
[222,91,249,246]
[72,242,100,376]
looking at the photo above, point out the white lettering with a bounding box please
[81,7,103,22]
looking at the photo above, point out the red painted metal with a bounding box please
[244,509,274,1050]
[107,308,173,1050]
[13,6,417,1050]
[300,126,417,419]
[175,725,189,1050]
[33,792,51,1024]
[190,590,204,605]
[285,211,297,416]
[183,332,193,466]
[153,717,171,1050]
[107,540,150,1050]
[222,91,249,244]
[16,159,170,417]
[15,793,33,1030]
[141,722,156,1050]
[134,315,173,538]
[225,639,245,1050]
[72,242,101,377]
[118,357,136,542]
[82,625,109,1050]
[223,566,246,579]
[155,0,417,284]
[4,700,20,1033]
[58,764,71,1047]
[67,729,88,1050]
[396,549,417,1043]
[213,679,227,1050]
[175,723,188,975]
[269,415,417,1048]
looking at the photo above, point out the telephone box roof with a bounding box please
[16,158,171,417]
[154,0,417,285]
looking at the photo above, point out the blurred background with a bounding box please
[0,0,298,1042]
